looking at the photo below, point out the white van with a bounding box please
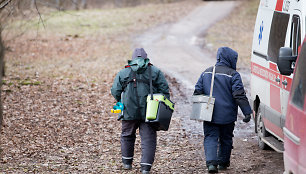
[250,0,305,152]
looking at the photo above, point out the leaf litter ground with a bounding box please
[1,1,284,173]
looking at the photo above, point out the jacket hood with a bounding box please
[128,48,150,72]
[132,48,147,60]
[128,58,150,72]
[215,47,238,70]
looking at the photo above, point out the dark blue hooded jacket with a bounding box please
[194,47,252,124]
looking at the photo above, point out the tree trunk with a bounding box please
[55,0,63,10]
[80,0,87,9]
[0,31,4,130]
[72,0,79,10]
[30,0,35,9]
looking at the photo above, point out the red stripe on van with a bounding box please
[251,62,282,88]
[270,84,281,113]
[275,0,284,11]
[263,117,284,139]
[269,62,278,72]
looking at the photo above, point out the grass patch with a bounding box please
[5,3,191,37]
[4,1,200,81]
[205,0,259,66]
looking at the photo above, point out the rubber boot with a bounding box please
[123,163,132,170]
[122,158,132,170]
[142,170,150,174]
[141,164,151,174]
[218,165,228,170]
[208,165,218,173]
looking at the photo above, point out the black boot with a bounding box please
[208,165,218,173]
[123,163,132,170]
[122,158,132,170]
[141,164,151,174]
[218,163,229,170]
[218,165,228,170]
[142,170,150,174]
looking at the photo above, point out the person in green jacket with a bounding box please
[111,48,170,174]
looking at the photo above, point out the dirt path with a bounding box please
[136,1,237,89]
[136,1,284,173]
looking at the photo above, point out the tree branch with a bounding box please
[0,0,12,10]
[34,0,45,29]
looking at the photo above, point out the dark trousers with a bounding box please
[203,121,235,167]
[121,120,157,170]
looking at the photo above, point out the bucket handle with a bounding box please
[149,65,154,100]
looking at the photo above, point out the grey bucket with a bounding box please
[190,95,215,122]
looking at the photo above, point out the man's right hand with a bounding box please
[243,114,251,123]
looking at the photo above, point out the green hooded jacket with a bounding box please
[111,58,170,120]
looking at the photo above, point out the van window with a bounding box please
[291,42,306,110]
[268,12,290,63]
[290,15,301,56]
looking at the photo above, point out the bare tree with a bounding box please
[0,32,3,130]
[0,0,11,9]
[71,0,87,10]
[115,0,141,7]
[80,0,87,9]
[0,0,10,130]
[55,0,62,10]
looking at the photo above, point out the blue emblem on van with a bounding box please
[258,21,264,45]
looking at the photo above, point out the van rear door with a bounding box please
[264,9,290,139]
[281,11,303,135]
[284,38,306,174]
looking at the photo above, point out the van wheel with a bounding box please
[256,107,269,150]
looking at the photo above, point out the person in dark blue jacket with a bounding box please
[194,47,252,173]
